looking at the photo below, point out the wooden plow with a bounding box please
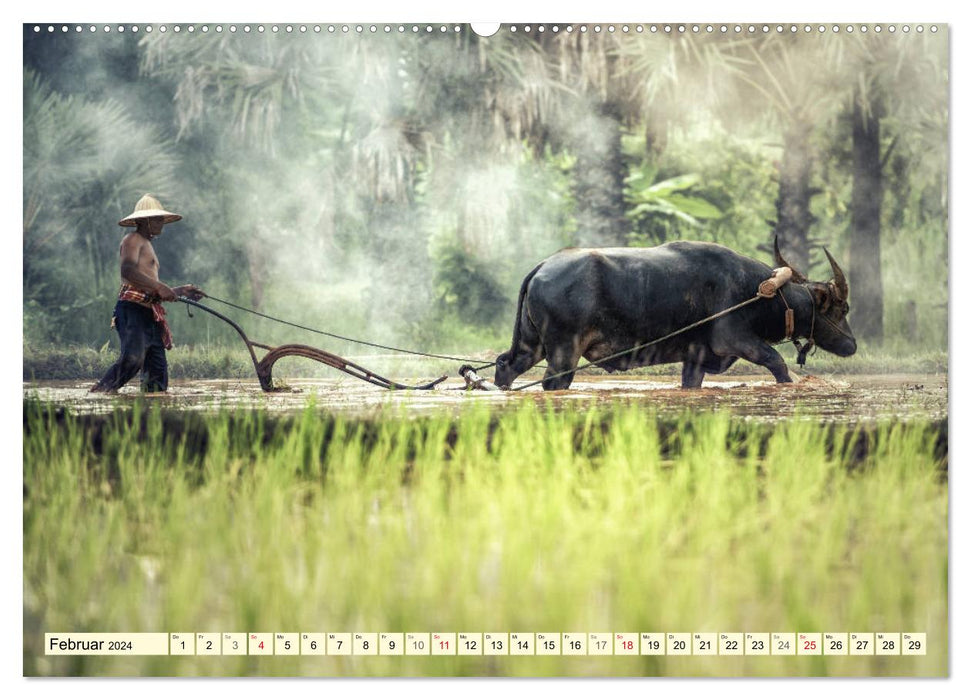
[180,299,448,392]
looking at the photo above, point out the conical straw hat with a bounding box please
[118,194,182,226]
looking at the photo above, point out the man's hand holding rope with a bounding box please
[173,284,206,301]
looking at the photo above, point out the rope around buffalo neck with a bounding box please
[791,285,816,366]
[193,294,497,370]
[511,293,768,391]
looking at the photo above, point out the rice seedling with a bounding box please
[23,400,947,677]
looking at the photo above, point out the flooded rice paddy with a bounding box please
[24,371,949,677]
[24,372,946,423]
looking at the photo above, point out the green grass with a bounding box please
[23,401,947,676]
[22,343,258,381]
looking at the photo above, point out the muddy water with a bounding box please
[23,373,946,423]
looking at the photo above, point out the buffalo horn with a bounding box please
[773,236,808,283]
[824,248,849,300]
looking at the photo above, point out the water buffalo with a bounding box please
[494,239,856,390]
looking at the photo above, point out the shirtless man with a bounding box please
[90,194,205,393]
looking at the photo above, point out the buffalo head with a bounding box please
[494,351,516,390]
[775,238,857,357]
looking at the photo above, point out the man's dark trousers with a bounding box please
[93,301,169,392]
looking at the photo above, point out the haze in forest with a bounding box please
[22,24,949,361]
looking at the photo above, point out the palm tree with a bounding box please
[23,69,179,343]
[720,30,948,344]
[842,30,948,343]
[715,34,851,273]
[525,28,645,247]
[140,32,354,311]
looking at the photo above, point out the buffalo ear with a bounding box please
[809,283,833,313]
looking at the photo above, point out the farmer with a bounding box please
[90,194,205,393]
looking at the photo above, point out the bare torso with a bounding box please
[119,232,161,307]
[115,218,203,304]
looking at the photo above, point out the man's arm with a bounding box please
[119,235,177,301]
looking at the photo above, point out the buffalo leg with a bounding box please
[542,342,581,390]
[734,340,792,383]
[702,355,738,375]
[681,361,706,389]
[495,344,544,389]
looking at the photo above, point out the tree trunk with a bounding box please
[572,100,628,247]
[644,111,667,161]
[849,95,885,343]
[772,121,816,273]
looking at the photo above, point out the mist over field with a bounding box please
[23,24,948,366]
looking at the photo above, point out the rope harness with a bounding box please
[774,286,815,367]
[792,286,817,367]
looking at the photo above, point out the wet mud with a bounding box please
[23,372,947,423]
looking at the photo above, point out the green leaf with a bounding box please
[646,173,700,194]
[629,202,678,217]
[670,210,702,227]
[662,194,724,219]
[624,163,658,187]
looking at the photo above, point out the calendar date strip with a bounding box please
[45,632,927,656]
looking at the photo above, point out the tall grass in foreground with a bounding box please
[23,401,947,677]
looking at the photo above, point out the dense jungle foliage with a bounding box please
[23,25,948,361]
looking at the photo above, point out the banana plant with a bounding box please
[624,165,723,227]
